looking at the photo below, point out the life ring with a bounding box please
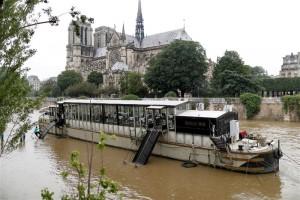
[182,160,197,168]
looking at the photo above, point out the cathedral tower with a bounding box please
[135,0,144,44]
[66,20,94,73]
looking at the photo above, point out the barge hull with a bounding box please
[46,125,280,174]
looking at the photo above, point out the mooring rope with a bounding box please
[283,152,300,166]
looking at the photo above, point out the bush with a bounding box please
[204,98,210,110]
[240,93,261,119]
[65,82,97,97]
[282,95,300,117]
[164,91,177,98]
[121,94,140,100]
[98,86,119,97]
[87,71,103,86]
[57,70,83,92]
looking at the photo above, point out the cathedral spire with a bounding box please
[121,23,126,41]
[135,0,144,44]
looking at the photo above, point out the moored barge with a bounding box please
[41,99,282,173]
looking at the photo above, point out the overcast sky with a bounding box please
[26,0,300,80]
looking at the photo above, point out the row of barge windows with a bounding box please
[62,104,176,131]
[48,103,237,136]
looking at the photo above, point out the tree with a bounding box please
[41,132,119,200]
[211,51,261,96]
[164,91,177,98]
[219,70,260,96]
[120,72,148,97]
[39,78,61,97]
[121,94,140,100]
[87,71,103,87]
[144,40,208,97]
[65,82,97,97]
[57,70,83,92]
[240,93,262,119]
[250,66,268,78]
[0,0,93,155]
[0,0,48,155]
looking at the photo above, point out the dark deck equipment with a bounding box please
[132,128,160,165]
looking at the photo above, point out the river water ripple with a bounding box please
[1,113,300,200]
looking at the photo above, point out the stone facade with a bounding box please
[66,0,193,88]
[27,75,40,91]
[279,52,300,78]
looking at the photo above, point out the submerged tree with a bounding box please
[41,132,119,200]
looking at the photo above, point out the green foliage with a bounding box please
[41,188,54,200]
[261,77,300,92]
[121,94,140,100]
[204,98,210,110]
[164,91,177,98]
[240,93,262,119]
[39,78,61,97]
[87,71,103,87]
[145,40,208,97]
[42,131,119,199]
[282,95,300,117]
[57,70,83,92]
[211,51,262,96]
[0,0,47,155]
[250,66,268,78]
[219,70,261,96]
[0,70,42,156]
[98,86,119,97]
[120,72,148,97]
[65,82,97,97]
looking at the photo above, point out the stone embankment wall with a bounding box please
[189,97,297,121]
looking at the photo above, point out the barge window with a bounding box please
[133,106,146,127]
[167,107,175,131]
[117,105,134,127]
[105,105,117,125]
[117,105,125,126]
[128,106,134,127]
[93,105,102,123]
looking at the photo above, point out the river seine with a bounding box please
[1,113,300,199]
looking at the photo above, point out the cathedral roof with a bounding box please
[134,28,192,48]
[94,47,107,58]
[94,26,192,50]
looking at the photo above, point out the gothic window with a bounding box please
[85,27,87,45]
[80,27,83,44]
[73,31,75,44]
[109,50,121,65]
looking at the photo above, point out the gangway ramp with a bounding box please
[132,128,160,165]
[39,121,56,139]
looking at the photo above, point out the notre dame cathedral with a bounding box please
[66,0,193,88]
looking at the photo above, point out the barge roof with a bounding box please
[58,99,188,107]
[176,110,227,118]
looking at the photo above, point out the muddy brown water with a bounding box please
[1,114,300,200]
